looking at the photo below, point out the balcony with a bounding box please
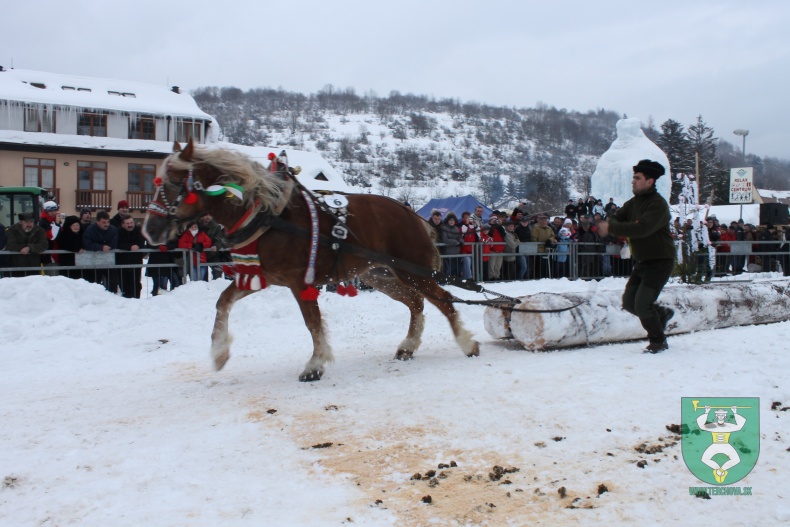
[75,189,113,210]
[126,191,155,211]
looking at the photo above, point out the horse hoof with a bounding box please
[299,370,323,382]
[466,342,480,357]
[214,351,230,370]
[395,349,414,361]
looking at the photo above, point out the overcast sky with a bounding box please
[5,0,789,159]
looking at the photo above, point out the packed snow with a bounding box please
[1,274,788,526]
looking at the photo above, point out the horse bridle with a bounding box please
[147,165,203,219]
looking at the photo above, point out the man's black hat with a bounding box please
[18,212,35,221]
[633,159,665,179]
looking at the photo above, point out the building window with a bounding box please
[24,158,56,188]
[77,112,107,137]
[128,163,156,192]
[129,116,156,140]
[78,161,107,190]
[175,118,202,143]
[24,106,56,133]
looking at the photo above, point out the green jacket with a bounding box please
[608,187,675,262]
[6,222,49,268]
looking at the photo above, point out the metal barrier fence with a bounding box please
[0,248,227,297]
[436,240,790,281]
[2,241,788,294]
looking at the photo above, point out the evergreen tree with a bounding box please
[657,119,691,204]
[685,115,724,203]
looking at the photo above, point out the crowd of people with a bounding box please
[429,197,632,281]
[0,199,230,297]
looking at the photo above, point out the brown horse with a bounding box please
[143,140,479,381]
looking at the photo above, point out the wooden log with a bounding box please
[483,281,790,350]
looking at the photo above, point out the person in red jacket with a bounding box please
[718,225,736,274]
[459,211,478,280]
[178,221,214,281]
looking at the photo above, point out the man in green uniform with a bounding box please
[597,160,676,353]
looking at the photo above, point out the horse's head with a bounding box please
[142,139,211,245]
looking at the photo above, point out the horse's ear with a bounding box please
[173,141,182,153]
[179,138,195,162]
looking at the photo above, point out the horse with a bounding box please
[142,139,479,381]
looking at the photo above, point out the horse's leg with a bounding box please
[211,281,255,370]
[360,269,426,361]
[292,290,334,382]
[402,275,480,357]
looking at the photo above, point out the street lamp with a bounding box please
[733,129,749,165]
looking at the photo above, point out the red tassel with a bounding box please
[300,286,320,301]
[153,176,163,186]
[268,152,277,160]
[346,284,358,297]
[336,284,347,296]
[184,192,198,204]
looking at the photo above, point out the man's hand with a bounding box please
[19,247,31,255]
[102,245,111,252]
[731,406,738,415]
[131,245,140,251]
[704,406,711,414]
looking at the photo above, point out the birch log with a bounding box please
[484,281,790,350]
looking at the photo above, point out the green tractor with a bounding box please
[0,186,48,229]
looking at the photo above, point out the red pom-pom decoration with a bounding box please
[183,192,198,204]
[346,284,358,297]
[268,152,277,160]
[153,176,163,186]
[300,286,320,301]
[336,284,347,296]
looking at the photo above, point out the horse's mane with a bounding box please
[165,145,294,213]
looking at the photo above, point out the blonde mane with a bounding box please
[164,144,294,214]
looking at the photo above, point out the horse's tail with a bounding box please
[421,220,442,271]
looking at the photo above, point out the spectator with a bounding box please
[478,224,493,280]
[438,212,463,277]
[564,199,577,220]
[459,212,478,280]
[110,200,131,228]
[550,216,564,234]
[598,222,617,277]
[117,215,147,298]
[576,198,588,218]
[514,216,532,279]
[54,215,84,279]
[486,215,506,280]
[199,213,224,280]
[83,210,119,291]
[471,205,485,227]
[531,214,556,279]
[0,218,7,272]
[178,221,213,281]
[502,220,519,279]
[576,218,600,278]
[39,200,60,266]
[6,212,48,276]
[554,227,572,278]
[79,208,93,237]
[146,239,181,296]
[605,203,618,219]
[604,198,618,217]
[592,199,605,218]
[718,225,735,274]
[756,225,778,272]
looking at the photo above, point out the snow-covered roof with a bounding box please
[219,142,350,192]
[0,68,212,119]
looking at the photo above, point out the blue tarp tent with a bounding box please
[416,195,493,220]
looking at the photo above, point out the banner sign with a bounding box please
[729,167,753,204]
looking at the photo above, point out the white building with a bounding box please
[0,68,348,217]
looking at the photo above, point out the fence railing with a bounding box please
[2,241,788,295]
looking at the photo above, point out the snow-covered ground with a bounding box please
[1,275,788,526]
